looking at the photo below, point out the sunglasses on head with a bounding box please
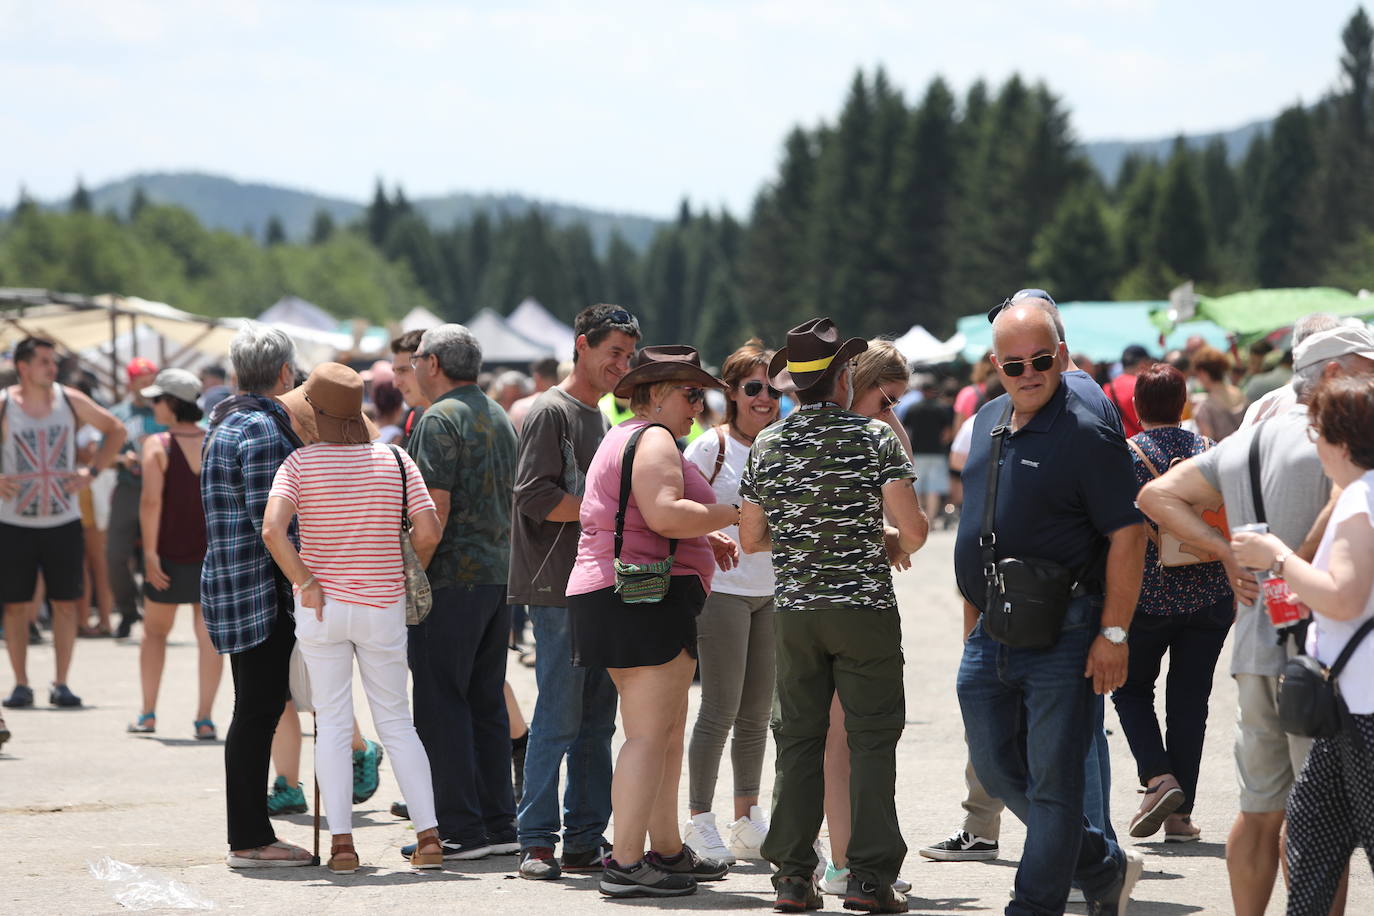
[999,353,1056,377]
[742,380,781,399]
[675,386,706,405]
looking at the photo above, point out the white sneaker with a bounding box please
[682,812,735,865]
[812,838,828,881]
[727,805,769,859]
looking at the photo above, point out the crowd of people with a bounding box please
[2,290,1373,915]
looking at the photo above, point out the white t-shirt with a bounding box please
[950,416,975,462]
[683,427,776,597]
[1308,469,1374,713]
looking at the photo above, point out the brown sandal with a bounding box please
[328,843,360,874]
[411,834,443,869]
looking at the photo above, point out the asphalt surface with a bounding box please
[1,528,1370,914]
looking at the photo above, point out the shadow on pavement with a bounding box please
[232,867,477,886]
[1138,841,1226,859]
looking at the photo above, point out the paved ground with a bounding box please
[2,528,1370,914]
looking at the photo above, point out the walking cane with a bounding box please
[311,710,321,866]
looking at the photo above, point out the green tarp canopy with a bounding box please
[956,301,1231,363]
[1153,287,1374,338]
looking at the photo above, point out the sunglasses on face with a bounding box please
[742,380,781,399]
[999,353,1056,377]
[676,386,706,405]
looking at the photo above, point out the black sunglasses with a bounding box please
[674,386,706,405]
[742,380,781,399]
[999,353,1056,377]
[599,308,640,332]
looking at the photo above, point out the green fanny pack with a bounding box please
[612,424,679,605]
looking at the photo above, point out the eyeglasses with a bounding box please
[742,380,781,399]
[675,386,706,405]
[408,353,432,369]
[998,353,1056,377]
[880,390,899,411]
[1306,425,1322,443]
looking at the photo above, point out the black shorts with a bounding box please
[568,575,705,669]
[143,559,204,606]
[0,520,85,604]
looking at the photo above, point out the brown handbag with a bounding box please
[1127,437,1228,566]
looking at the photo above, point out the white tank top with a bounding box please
[0,385,81,528]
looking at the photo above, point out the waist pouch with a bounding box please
[614,556,675,605]
[983,557,1075,650]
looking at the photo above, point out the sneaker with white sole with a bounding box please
[918,829,998,861]
[822,862,910,897]
[728,805,770,859]
[1088,849,1144,916]
[683,812,736,865]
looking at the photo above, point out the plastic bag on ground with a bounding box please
[88,856,216,910]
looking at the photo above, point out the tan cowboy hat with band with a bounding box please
[612,345,725,399]
[278,362,379,445]
[768,317,868,391]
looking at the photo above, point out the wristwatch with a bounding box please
[1100,626,1128,645]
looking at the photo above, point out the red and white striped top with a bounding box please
[269,442,435,608]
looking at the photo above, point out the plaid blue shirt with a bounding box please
[200,395,299,654]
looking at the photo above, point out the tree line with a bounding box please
[3,9,1372,364]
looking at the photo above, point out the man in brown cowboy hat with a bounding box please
[738,317,928,913]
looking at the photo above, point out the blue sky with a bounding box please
[1,0,1364,217]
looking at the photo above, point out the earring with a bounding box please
[655,405,662,413]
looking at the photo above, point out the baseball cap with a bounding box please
[987,289,1057,323]
[140,368,201,404]
[126,357,159,380]
[1292,325,1374,372]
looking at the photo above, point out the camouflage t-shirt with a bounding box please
[739,406,915,612]
[408,384,517,589]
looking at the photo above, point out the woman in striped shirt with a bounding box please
[262,363,443,875]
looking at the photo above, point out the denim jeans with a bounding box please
[408,584,514,847]
[516,605,617,853]
[958,595,1124,915]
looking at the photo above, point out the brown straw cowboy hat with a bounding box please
[278,362,379,445]
[612,345,725,399]
[767,318,868,391]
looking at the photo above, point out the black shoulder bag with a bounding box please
[981,404,1081,648]
[613,424,679,604]
[1279,617,1374,739]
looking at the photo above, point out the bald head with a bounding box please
[993,303,1061,350]
[992,303,1067,420]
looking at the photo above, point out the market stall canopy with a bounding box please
[401,306,444,333]
[955,300,1231,363]
[258,295,337,332]
[463,308,555,365]
[506,297,576,361]
[1154,287,1374,338]
[892,324,965,365]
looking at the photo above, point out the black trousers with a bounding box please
[106,481,142,619]
[224,604,294,850]
[1109,596,1232,814]
[409,584,514,846]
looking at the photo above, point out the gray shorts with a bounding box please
[1234,673,1314,812]
[912,454,950,495]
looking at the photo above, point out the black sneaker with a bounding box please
[646,845,729,881]
[390,800,409,819]
[774,875,823,912]
[918,830,998,861]
[49,683,82,708]
[487,829,520,856]
[843,876,908,913]
[599,858,696,898]
[562,844,609,872]
[400,838,490,860]
[2,685,34,709]
[518,846,561,880]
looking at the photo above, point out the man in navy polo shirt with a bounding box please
[954,303,1147,914]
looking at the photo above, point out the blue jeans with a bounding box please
[516,605,617,853]
[958,595,1124,915]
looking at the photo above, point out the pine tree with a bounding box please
[310,209,336,244]
[70,179,92,213]
[1151,139,1212,281]
[366,179,393,246]
[1030,181,1119,301]
[1253,106,1319,286]
[1200,139,1240,246]
[264,216,287,246]
[129,186,149,219]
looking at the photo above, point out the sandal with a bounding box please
[1129,775,1185,838]
[226,840,312,868]
[127,712,156,734]
[328,843,360,875]
[194,719,217,741]
[1163,815,1202,843]
[411,834,443,870]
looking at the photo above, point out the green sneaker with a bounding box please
[352,738,384,803]
[266,775,307,816]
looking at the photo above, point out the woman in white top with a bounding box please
[262,363,444,875]
[1231,374,1374,915]
[680,340,781,864]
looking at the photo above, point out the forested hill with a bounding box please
[1084,118,1271,185]
[14,172,664,254]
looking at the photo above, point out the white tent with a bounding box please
[258,295,337,332]
[892,325,965,365]
[506,297,576,360]
[464,308,555,365]
[401,306,444,333]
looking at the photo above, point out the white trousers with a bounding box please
[294,595,438,837]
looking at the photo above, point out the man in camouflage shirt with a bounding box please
[739,318,927,913]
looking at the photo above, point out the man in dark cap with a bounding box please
[738,317,928,913]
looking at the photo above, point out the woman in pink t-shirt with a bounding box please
[566,346,741,898]
[262,363,443,875]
